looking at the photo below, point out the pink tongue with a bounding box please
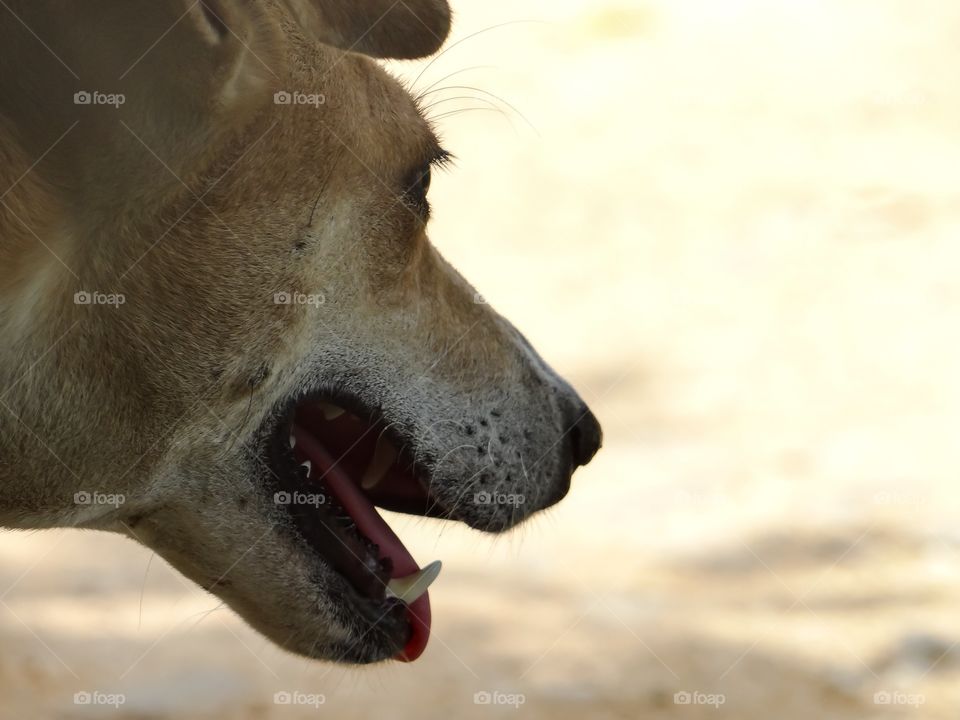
[293,425,431,661]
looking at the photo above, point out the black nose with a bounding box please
[566,402,602,468]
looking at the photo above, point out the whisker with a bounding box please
[410,20,547,91]
[428,107,515,127]
[419,84,539,136]
[421,94,502,113]
[414,65,498,99]
[437,468,488,521]
[185,600,227,629]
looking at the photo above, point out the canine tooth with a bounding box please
[361,437,397,490]
[300,460,312,475]
[318,402,345,421]
[289,434,296,449]
[385,560,442,604]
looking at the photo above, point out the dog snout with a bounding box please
[563,397,602,469]
[567,402,602,468]
[509,325,602,467]
[538,394,602,510]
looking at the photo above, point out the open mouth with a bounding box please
[264,394,445,662]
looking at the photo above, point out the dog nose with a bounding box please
[566,401,602,468]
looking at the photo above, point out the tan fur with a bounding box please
[0,0,600,663]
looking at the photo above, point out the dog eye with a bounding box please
[412,165,431,199]
[418,166,432,195]
[404,164,432,216]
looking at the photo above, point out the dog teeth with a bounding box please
[318,402,345,421]
[289,434,296,449]
[361,437,397,490]
[300,460,312,476]
[385,560,442,604]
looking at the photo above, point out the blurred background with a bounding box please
[4,0,960,717]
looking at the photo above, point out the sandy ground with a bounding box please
[4,0,960,717]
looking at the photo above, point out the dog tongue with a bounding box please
[292,425,432,661]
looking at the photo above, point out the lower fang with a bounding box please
[385,560,442,604]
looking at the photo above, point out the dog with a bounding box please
[0,0,601,663]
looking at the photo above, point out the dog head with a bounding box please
[0,0,601,663]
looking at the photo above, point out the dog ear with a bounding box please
[281,0,452,59]
[0,0,280,214]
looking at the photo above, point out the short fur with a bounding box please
[0,0,600,663]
